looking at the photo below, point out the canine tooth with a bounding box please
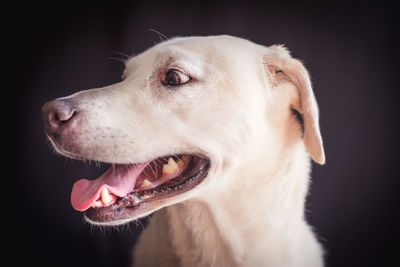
[92,200,103,208]
[101,187,117,206]
[139,179,152,189]
[162,157,178,174]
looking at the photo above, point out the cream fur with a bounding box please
[46,35,325,267]
[132,36,325,267]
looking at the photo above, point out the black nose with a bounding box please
[42,99,77,136]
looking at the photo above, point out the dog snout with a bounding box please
[42,99,77,136]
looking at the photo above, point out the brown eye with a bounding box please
[163,69,190,86]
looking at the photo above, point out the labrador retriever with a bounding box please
[42,35,325,267]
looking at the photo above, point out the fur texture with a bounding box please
[44,35,325,267]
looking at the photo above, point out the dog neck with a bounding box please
[165,143,320,266]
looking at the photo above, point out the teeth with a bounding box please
[132,195,141,204]
[177,155,190,168]
[101,187,117,206]
[92,200,103,208]
[162,157,179,175]
[138,179,153,189]
[177,159,185,168]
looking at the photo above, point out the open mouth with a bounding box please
[71,154,210,224]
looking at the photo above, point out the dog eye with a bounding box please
[163,69,190,86]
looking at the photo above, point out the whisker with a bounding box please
[124,164,131,172]
[149,28,168,42]
[105,57,127,64]
[106,51,131,65]
[110,50,130,61]
[142,169,150,177]
[153,161,161,177]
[154,159,164,168]
[148,163,157,178]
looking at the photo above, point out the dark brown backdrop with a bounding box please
[10,1,399,266]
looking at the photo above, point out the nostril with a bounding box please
[48,111,59,128]
[55,108,76,123]
[47,109,75,128]
[42,100,77,131]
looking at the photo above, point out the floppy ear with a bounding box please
[263,45,325,165]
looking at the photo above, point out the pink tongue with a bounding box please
[71,162,149,211]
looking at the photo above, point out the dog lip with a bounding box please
[83,156,210,224]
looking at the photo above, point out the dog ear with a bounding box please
[263,45,325,165]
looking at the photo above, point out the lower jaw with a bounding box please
[84,156,210,224]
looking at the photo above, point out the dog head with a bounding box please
[42,35,324,225]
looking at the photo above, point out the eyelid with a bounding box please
[169,66,190,77]
[161,68,191,87]
[171,68,191,82]
[163,67,191,86]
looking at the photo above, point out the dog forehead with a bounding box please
[125,35,259,73]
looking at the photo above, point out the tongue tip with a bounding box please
[71,202,90,212]
[70,180,133,212]
[71,179,99,211]
[70,161,151,212]
[71,198,91,212]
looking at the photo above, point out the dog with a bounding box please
[42,35,325,267]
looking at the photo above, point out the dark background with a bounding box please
[10,0,399,266]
